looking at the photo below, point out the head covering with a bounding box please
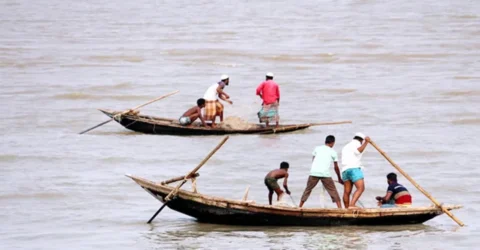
[266,72,274,77]
[355,132,366,139]
[221,74,229,80]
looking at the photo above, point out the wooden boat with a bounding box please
[128,175,462,226]
[99,109,315,135]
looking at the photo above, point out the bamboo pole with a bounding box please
[369,139,464,227]
[160,173,200,185]
[79,90,179,134]
[242,186,250,201]
[309,121,352,126]
[146,136,230,223]
[269,120,352,134]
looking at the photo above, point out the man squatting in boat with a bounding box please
[178,98,207,127]
[203,74,233,127]
[299,135,343,208]
[256,72,280,127]
[376,172,412,207]
[264,162,291,205]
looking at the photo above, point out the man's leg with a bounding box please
[343,180,353,208]
[188,114,199,123]
[299,176,319,207]
[211,116,217,127]
[266,121,269,127]
[274,188,284,201]
[350,179,365,208]
[268,190,274,205]
[321,177,342,208]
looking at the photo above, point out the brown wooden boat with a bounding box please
[99,109,335,136]
[127,175,462,226]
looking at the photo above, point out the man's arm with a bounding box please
[217,86,232,104]
[334,162,343,185]
[376,192,392,204]
[217,86,229,99]
[276,85,280,103]
[357,136,371,153]
[219,93,233,104]
[283,173,290,195]
[256,83,263,99]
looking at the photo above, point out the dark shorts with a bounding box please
[264,177,280,191]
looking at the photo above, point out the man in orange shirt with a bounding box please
[256,72,280,127]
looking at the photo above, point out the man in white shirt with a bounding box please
[299,135,343,208]
[341,132,370,209]
[203,74,233,127]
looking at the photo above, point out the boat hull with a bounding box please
[99,109,310,135]
[129,176,458,227]
[151,189,438,226]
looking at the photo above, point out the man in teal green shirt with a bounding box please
[299,135,343,208]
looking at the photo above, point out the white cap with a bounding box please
[221,74,229,80]
[355,132,366,139]
[266,72,274,77]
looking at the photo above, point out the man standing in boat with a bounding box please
[256,72,280,127]
[341,132,370,209]
[299,135,343,208]
[264,162,291,205]
[203,74,233,127]
[376,173,412,208]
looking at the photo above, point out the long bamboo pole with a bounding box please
[269,121,352,133]
[309,121,352,126]
[369,140,464,227]
[79,90,179,134]
[146,136,230,223]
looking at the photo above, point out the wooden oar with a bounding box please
[309,121,352,126]
[79,90,179,134]
[369,140,465,227]
[147,136,230,224]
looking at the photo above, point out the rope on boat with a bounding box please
[124,120,138,129]
[352,209,360,218]
[191,178,197,193]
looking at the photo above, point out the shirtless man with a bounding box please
[178,98,207,127]
[264,162,291,205]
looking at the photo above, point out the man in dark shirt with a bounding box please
[376,173,412,208]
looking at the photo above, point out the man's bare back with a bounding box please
[182,106,200,117]
[266,169,288,180]
[179,98,207,127]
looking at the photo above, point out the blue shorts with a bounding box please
[341,168,364,183]
[380,204,396,208]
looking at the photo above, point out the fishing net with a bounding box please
[219,116,256,130]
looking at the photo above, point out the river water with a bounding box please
[1,0,479,249]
